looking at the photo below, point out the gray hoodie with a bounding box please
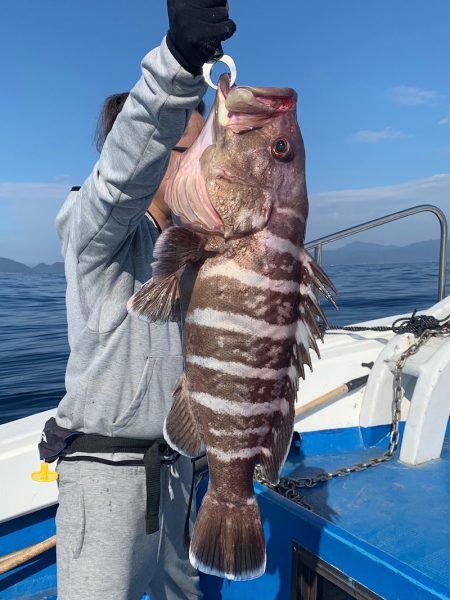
[55,39,207,440]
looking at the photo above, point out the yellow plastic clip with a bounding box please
[31,462,58,482]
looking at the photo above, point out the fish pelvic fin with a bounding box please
[127,226,208,322]
[258,394,295,485]
[190,492,266,581]
[164,374,203,457]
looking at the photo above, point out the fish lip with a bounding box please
[218,73,232,98]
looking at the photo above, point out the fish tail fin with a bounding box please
[164,375,203,457]
[189,492,266,581]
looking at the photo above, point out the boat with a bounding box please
[1,204,448,600]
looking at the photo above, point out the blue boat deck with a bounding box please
[290,434,448,590]
[1,424,449,599]
[200,423,450,600]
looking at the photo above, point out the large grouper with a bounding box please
[127,74,336,580]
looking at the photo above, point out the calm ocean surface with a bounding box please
[0,262,448,425]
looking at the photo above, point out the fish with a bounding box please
[127,74,336,580]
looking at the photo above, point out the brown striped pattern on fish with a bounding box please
[127,75,336,580]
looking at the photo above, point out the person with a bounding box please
[93,92,207,230]
[50,2,236,598]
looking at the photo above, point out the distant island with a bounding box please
[321,239,448,266]
[0,257,65,274]
[0,239,447,273]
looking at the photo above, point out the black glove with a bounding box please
[167,0,236,75]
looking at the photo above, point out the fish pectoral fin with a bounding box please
[259,400,295,485]
[127,226,208,322]
[152,225,209,280]
[127,275,179,322]
[164,375,203,457]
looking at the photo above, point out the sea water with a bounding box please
[0,262,448,425]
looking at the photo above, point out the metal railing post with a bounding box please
[313,244,323,303]
[314,244,323,267]
[305,205,448,301]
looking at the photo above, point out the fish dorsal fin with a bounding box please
[127,226,208,322]
[294,249,338,379]
[260,253,336,484]
[258,251,336,484]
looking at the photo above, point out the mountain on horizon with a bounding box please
[321,238,447,265]
[32,262,66,274]
[0,257,33,273]
[0,257,65,274]
[0,238,447,273]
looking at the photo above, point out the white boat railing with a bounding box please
[305,204,448,301]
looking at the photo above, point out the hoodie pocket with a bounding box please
[56,461,85,560]
[111,356,156,433]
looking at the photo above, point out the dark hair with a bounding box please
[94,94,206,152]
[94,93,129,153]
[196,100,206,117]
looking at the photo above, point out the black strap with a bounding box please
[63,434,166,535]
[59,456,143,467]
[67,434,156,454]
[147,210,162,234]
[143,443,161,534]
[183,454,209,549]
[184,459,196,550]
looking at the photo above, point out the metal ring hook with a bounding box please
[202,55,237,90]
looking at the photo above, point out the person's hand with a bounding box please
[167,0,236,75]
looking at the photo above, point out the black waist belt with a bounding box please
[62,434,172,535]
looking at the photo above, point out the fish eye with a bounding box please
[271,138,293,162]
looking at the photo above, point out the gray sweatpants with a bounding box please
[55,456,201,600]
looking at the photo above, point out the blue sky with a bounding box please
[0,0,448,264]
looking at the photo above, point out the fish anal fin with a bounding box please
[164,374,203,457]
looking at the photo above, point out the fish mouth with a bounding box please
[218,72,232,98]
[164,76,297,234]
[212,73,233,142]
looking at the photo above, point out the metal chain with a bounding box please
[254,321,450,506]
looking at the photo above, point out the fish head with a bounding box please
[165,75,307,239]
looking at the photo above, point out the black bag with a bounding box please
[38,417,83,462]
